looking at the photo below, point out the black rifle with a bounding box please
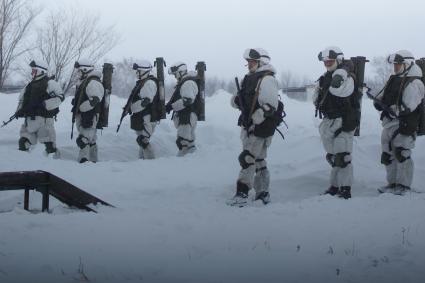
[71,88,84,139]
[1,113,18,128]
[365,87,398,118]
[70,69,83,140]
[116,81,142,133]
[234,77,250,127]
[2,75,56,129]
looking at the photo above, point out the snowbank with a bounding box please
[0,90,424,283]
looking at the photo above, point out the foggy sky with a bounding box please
[37,0,425,80]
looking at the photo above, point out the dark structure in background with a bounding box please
[0,170,113,213]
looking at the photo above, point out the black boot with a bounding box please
[324,186,339,196]
[227,182,249,207]
[255,191,270,205]
[44,142,57,154]
[18,137,30,151]
[339,186,351,199]
[235,181,249,198]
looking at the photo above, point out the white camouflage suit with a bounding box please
[75,70,104,163]
[169,71,199,156]
[376,64,424,188]
[231,64,279,196]
[17,75,64,154]
[313,68,355,189]
[130,73,158,159]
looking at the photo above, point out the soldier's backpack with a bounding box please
[150,82,163,123]
[414,58,425,136]
[97,63,113,129]
[340,57,368,136]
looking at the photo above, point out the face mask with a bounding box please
[324,60,337,72]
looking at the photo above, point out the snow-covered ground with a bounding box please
[1,90,425,283]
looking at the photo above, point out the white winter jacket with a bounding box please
[131,73,158,114]
[377,64,425,128]
[78,70,105,113]
[45,80,65,110]
[171,71,199,112]
[17,74,64,112]
[312,68,355,105]
[248,64,279,125]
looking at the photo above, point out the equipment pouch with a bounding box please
[130,112,145,131]
[342,109,360,132]
[80,111,95,128]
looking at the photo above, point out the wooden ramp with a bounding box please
[0,170,113,213]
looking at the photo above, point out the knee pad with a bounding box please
[136,135,149,149]
[395,147,410,163]
[76,135,89,149]
[326,153,334,167]
[381,152,392,166]
[176,136,184,150]
[238,150,255,169]
[333,152,351,168]
[44,142,56,154]
[176,136,192,150]
[18,137,31,151]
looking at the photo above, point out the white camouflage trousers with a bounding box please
[135,116,157,159]
[173,113,197,156]
[76,114,99,162]
[381,123,415,187]
[20,116,57,149]
[319,117,354,187]
[238,128,273,193]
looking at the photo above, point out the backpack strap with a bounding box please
[248,71,274,121]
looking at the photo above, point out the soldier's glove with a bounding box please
[398,105,411,117]
[373,101,383,111]
[140,97,151,108]
[15,109,24,118]
[261,104,275,118]
[182,97,193,107]
[165,103,173,114]
[330,74,344,88]
[71,98,75,106]
[88,97,100,107]
[234,96,241,108]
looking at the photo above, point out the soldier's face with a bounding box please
[324,59,337,71]
[393,63,404,74]
[31,68,37,79]
[247,59,259,73]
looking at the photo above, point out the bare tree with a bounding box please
[0,0,39,87]
[280,70,293,89]
[111,57,137,98]
[366,55,392,92]
[33,8,119,94]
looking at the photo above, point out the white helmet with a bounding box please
[318,46,344,62]
[29,59,48,79]
[168,62,187,79]
[387,50,415,65]
[133,59,152,79]
[74,58,94,79]
[243,48,270,65]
